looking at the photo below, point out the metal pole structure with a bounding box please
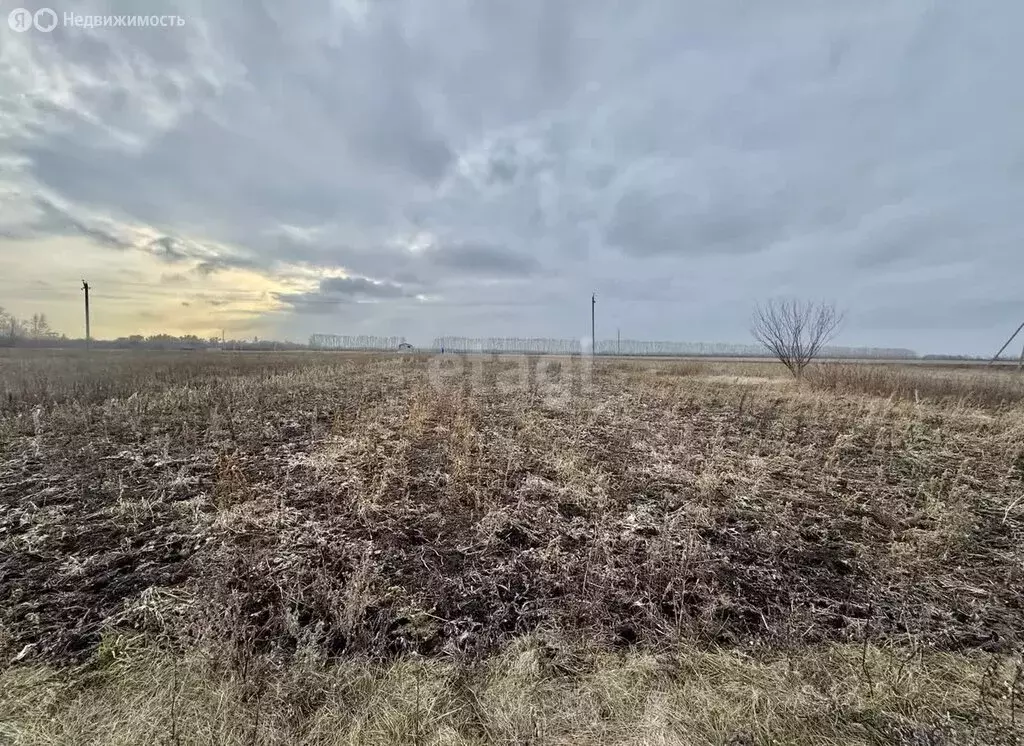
[988,321,1024,366]
[1018,342,1024,373]
[81,280,91,352]
[591,293,596,356]
[617,328,620,356]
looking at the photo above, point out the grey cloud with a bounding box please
[320,276,409,299]
[601,275,680,302]
[855,298,1024,332]
[391,269,426,286]
[193,256,260,276]
[5,0,1024,353]
[606,188,773,258]
[276,275,416,314]
[330,22,454,184]
[194,261,225,276]
[425,243,541,278]
[253,238,541,290]
[28,196,134,250]
[486,157,518,185]
[148,236,189,262]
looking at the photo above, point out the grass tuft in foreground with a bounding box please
[1,637,1021,745]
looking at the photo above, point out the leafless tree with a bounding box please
[751,299,844,378]
[28,313,53,339]
[0,308,22,341]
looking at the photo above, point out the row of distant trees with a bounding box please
[309,334,409,350]
[47,334,308,351]
[0,307,62,345]
[428,333,917,361]
[0,307,309,351]
[102,335,308,351]
[0,302,999,366]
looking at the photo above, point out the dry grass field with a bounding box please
[2,350,1024,744]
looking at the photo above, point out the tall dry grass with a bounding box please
[1,636,1020,745]
[3,350,1024,744]
[807,362,1024,407]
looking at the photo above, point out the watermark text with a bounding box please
[423,351,595,409]
[8,8,186,32]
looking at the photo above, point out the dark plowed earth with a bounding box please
[2,353,1023,664]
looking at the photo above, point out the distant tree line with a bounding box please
[1,305,932,360]
[0,308,308,351]
[922,354,987,361]
[432,337,583,354]
[309,334,408,350]
[429,335,918,359]
[104,335,308,351]
[0,308,63,346]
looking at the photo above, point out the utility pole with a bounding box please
[989,321,1024,366]
[1018,341,1024,373]
[81,280,91,352]
[617,327,620,356]
[591,293,596,355]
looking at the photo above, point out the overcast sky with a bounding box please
[1,0,1022,353]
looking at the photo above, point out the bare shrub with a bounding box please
[751,299,843,379]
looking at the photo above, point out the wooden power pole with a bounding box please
[81,280,91,351]
[989,321,1024,367]
[591,293,596,355]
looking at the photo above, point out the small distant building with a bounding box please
[397,342,414,351]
